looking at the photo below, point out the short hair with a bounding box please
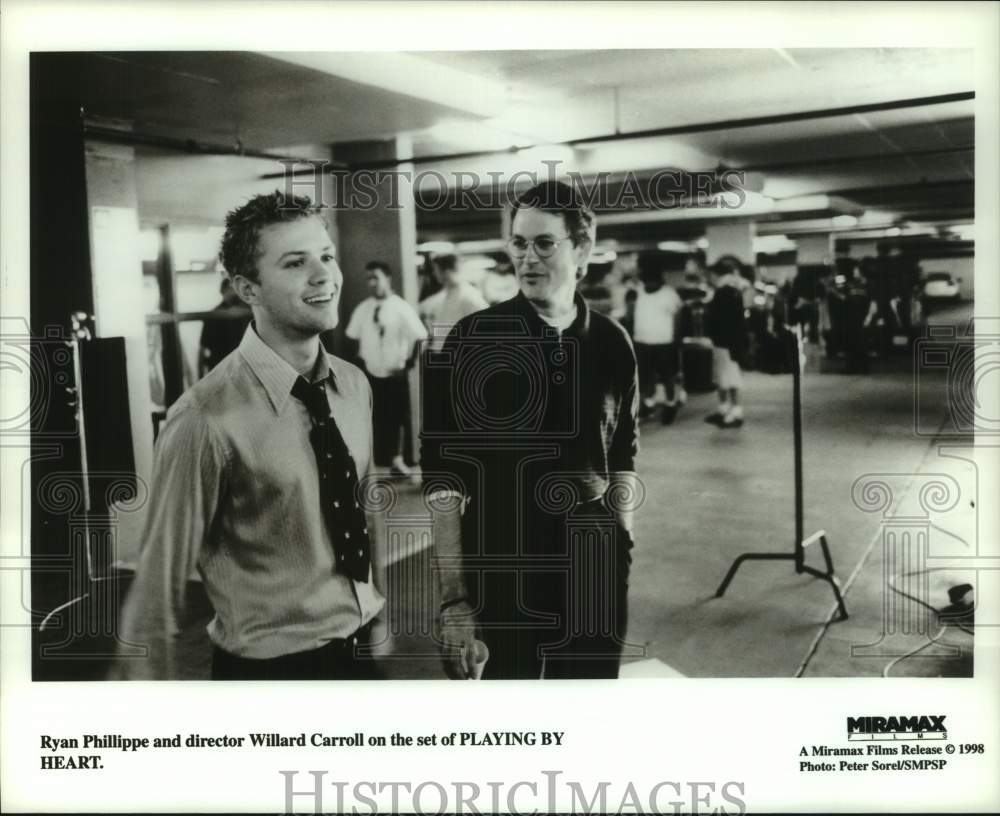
[432,254,458,273]
[636,250,666,285]
[510,181,596,247]
[711,254,755,284]
[220,191,321,283]
[365,260,392,277]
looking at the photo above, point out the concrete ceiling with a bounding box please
[50,48,976,246]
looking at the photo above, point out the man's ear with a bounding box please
[231,274,259,306]
[573,237,593,281]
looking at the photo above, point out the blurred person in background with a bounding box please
[633,251,685,425]
[482,263,520,305]
[198,277,253,377]
[704,256,751,429]
[346,260,427,477]
[419,254,488,352]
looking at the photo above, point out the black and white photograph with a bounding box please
[2,1,998,813]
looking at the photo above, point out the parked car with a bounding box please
[921,271,962,302]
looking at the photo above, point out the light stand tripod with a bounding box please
[715,327,849,620]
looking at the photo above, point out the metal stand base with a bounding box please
[715,529,848,621]
[715,329,848,622]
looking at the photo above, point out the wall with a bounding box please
[84,140,155,567]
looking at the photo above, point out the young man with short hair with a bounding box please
[345,261,427,477]
[118,192,385,680]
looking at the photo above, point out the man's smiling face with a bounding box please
[245,216,343,340]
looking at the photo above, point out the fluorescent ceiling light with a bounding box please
[657,241,694,253]
[417,241,455,254]
[753,235,798,254]
[774,194,830,213]
[461,256,497,271]
[455,239,506,254]
[832,215,859,228]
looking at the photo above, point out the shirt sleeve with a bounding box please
[403,301,429,344]
[117,399,227,679]
[608,334,640,474]
[345,301,365,340]
[467,288,488,312]
[668,287,683,314]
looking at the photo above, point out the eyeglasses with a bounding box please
[505,235,572,259]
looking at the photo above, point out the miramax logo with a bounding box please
[847,715,947,741]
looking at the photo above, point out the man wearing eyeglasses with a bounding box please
[422,180,640,680]
[346,261,427,478]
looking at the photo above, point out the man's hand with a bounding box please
[437,601,477,679]
[368,617,393,658]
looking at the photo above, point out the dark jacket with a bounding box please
[420,291,639,560]
[705,282,748,356]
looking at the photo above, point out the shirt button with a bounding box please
[333,500,340,508]
[345,531,351,539]
[326,453,333,459]
[363,527,368,535]
[357,549,363,557]
[345,470,351,478]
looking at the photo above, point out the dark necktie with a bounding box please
[291,376,371,583]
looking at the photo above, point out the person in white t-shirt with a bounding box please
[632,253,685,424]
[419,254,488,351]
[346,261,427,476]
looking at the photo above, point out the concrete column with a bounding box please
[705,221,755,267]
[796,233,834,266]
[332,137,421,463]
[332,137,419,341]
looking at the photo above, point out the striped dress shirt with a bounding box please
[120,325,385,678]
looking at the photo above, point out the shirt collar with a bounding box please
[514,290,591,337]
[238,323,339,415]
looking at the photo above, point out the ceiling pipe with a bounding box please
[263,90,973,178]
[83,124,345,168]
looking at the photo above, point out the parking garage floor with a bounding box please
[66,303,976,682]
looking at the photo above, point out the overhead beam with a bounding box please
[269,91,974,175]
